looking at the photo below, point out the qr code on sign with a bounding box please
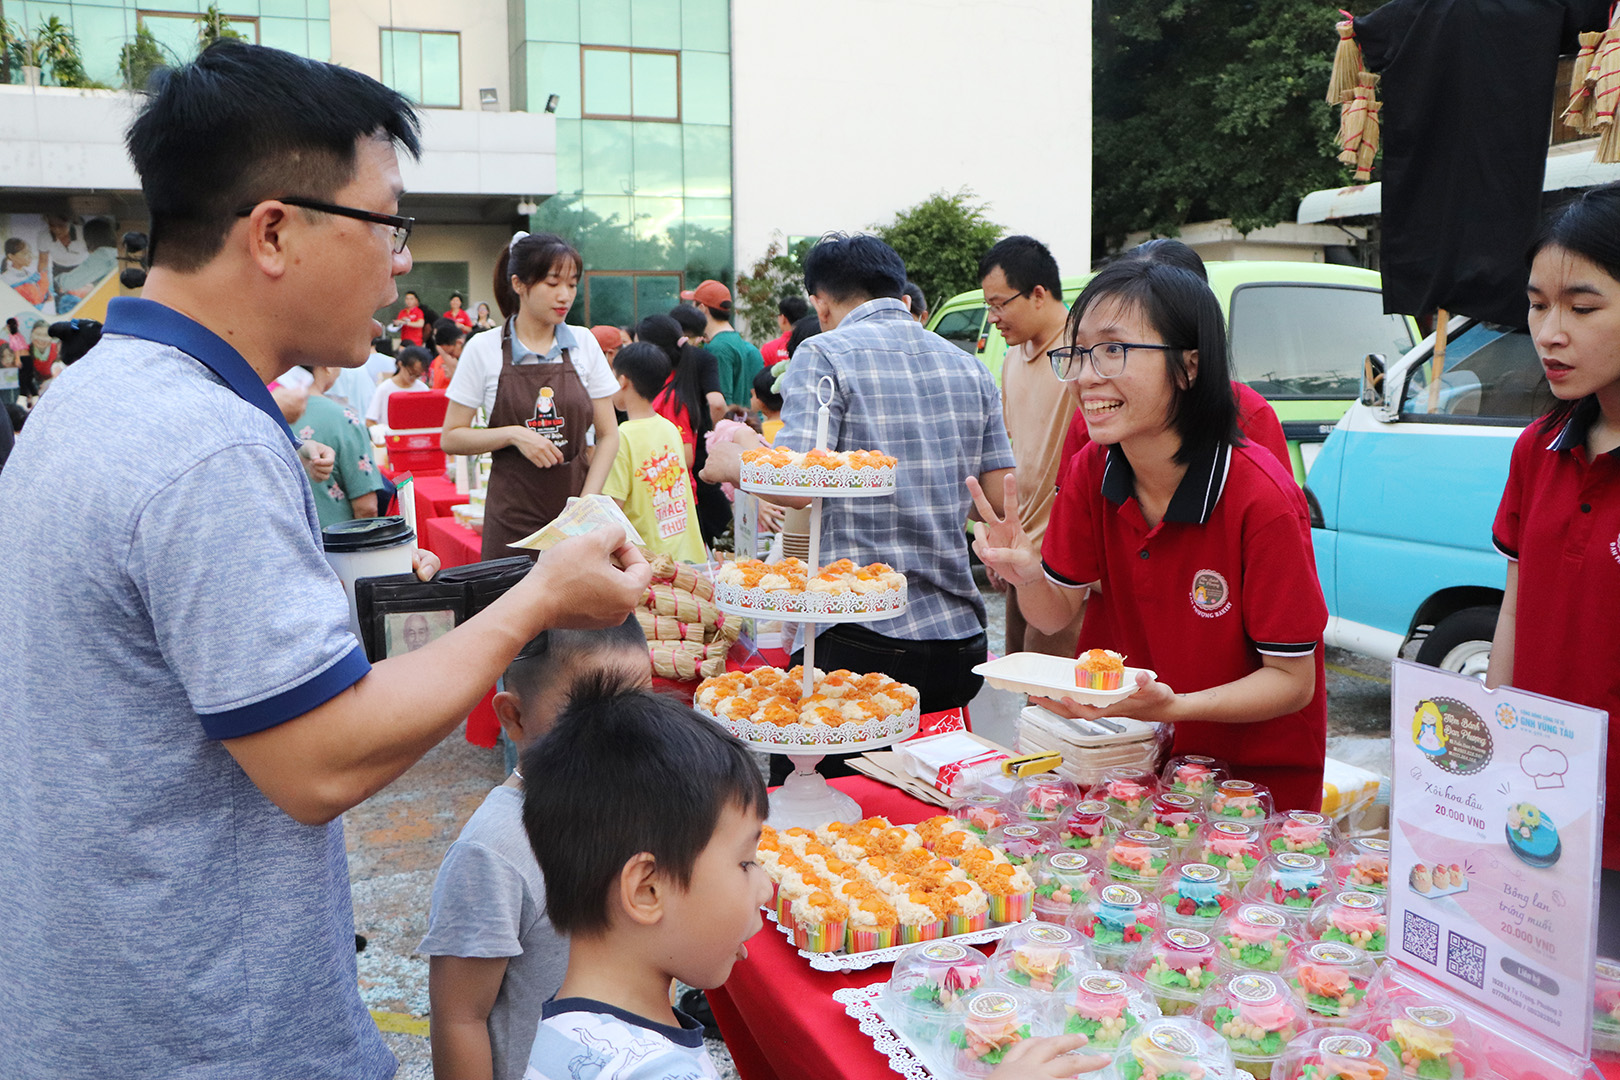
[1447,931,1487,988]
[1402,909,1439,965]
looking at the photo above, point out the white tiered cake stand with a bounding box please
[709,376,919,829]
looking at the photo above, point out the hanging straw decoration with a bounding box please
[1337,72,1381,180]
[1591,7,1620,162]
[1562,31,1605,133]
[1326,12,1364,105]
[1355,99,1382,182]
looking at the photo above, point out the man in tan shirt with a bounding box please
[980,236,1083,657]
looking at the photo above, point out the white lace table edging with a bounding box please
[833,984,936,1080]
[763,906,1026,971]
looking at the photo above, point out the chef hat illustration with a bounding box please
[1520,745,1568,790]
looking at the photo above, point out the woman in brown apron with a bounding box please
[441,232,620,560]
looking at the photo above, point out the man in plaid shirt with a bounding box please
[705,234,1014,775]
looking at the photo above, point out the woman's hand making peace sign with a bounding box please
[965,472,1045,588]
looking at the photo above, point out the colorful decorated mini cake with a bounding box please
[1162,754,1229,801]
[963,854,1036,924]
[1072,884,1159,969]
[990,822,1057,866]
[790,890,848,953]
[1061,800,1127,851]
[1265,810,1338,857]
[1108,829,1174,886]
[948,990,1035,1076]
[1313,891,1388,957]
[1091,770,1162,823]
[1209,779,1272,820]
[1130,927,1219,1016]
[950,793,1012,837]
[1032,850,1098,923]
[1202,971,1309,1070]
[1379,1006,1468,1079]
[990,922,1091,994]
[1064,971,1152,1051]
[1076,648,1126,690]
[1505,802,1561,868]
[1199,820,1266,884]
[1112,1019,1235,1080]
[1215,903,1300,972]
[1017,774,1083,824]
[940,878,992,935]
[1334,837,1391,894]
[1284,940,1376,1022]
[1278,1029,1402,1080]
[1250,852,1329,911]
[884,939,988,1043]
[1147,793,1207,848]
[1160,862,1237,926]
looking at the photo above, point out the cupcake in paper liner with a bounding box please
[1061,800,1128,851]
[1163,754,1230,802]
[789,889,847,953]
[1283,940,1376,1023]
[885,940,988,1044]
[1160,861,1238,928]
[1368,1004,1472,1080]
[941,878,992,935]
[1108,829,1175,887]
[1069,883,1159,970]
[934,823,989,864]
[1090,769,1163,824]
[1263,810,1341,859]
[1246,852,1329,913]
[1332,837,1391,895]
[1076,647,1127,690]
[989,921,1096,995]
[1199,820,1267,885]
[966,856,1036,924]
[1215,903,1303,974]
[845,894,900,953]
[1061,970,1161,1053]
[772,858,830,931]
[991,822,1059,866]
[1147,792,1208,850]
[941,989,1044,1078]
[1017,774,1083,824]
[1110,1017,1236,1080]
[1310,891,1388,958]
[1199,971,1311,1074]
[951,793,1013,838]
[1128,927,1220,1016]
[1276,1028,1402,1080]
[1033,850,1100,924]
[896,889,949,944]
[1209,780,1272,821]
[1596,957,1620,1053]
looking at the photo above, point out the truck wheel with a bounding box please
[1413,606,1499,681]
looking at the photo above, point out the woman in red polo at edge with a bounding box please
[1487,185,1620,954]
[969,259,1329,811]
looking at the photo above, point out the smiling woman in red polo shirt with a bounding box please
[969,259,1328,811]
[1487,184,1620,954]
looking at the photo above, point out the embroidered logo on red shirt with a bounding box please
[1609,530,1620,567]
[1190,569,1231,618]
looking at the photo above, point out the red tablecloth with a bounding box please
[708,777,936,1080]
[400,473,468,519]
[421,516,482,569]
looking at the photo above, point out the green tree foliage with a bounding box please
[873,190,1004,310]
[1092,0,1381,256]
[119,23,170,92]
[2,16,103,88]
[734,233,813,345]
[197,5,247,50]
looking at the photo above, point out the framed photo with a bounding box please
[381,608,456,656]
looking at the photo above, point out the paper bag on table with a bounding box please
[509,494,646,552]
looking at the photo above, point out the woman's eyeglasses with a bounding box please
[1047,342,1173,381]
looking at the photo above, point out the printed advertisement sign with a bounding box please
[1389,660,1607,1056]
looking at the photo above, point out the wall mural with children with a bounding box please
[1,212,123,325]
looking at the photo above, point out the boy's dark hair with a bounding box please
[126,42,421,273]
[979,235,1063,303]
[504,615,648,703]
[371,335,395,357]
[522,678,768,935]
[395,344,432,373]
[752,367,783,412]
[786,313,823,358]
[802,233,907,303]
[1118,238,1207,282]
[705,305,733,324]
[901,282,928,318]
[613,341,672,401]
[1067,260,1238,465]
[494,233,583,320]
[778,295,809,323]
[668,304,707,338]
[4,238,24,257]
[404,290,419,304]
[1528,181,1620,434]
[432,318,465,348]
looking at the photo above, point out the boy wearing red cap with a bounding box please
[682,279,762,408]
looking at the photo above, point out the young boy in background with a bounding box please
[520,683,770,1080]
[421,617,651,1080]
[750,368,784,444]
[606,343,706,563]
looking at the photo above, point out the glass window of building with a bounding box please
[138,11,260,66]
[380,29,461,108]
[581,46,679,121]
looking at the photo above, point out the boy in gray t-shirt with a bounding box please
[420,617,651,1080]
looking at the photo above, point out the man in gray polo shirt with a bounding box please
[0,44,650,1079]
